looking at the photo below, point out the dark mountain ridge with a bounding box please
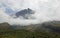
[16,8,34,17]
[11,8,35,19]
[0,21,60,33]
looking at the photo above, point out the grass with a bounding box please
[0,29,60,38]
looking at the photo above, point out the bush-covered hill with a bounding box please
[0,21,60,38]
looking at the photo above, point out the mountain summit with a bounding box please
[12,8,35,19]
[16,8,34,17]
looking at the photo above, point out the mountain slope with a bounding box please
[0,21,60,33]
[40,21,60,33]
[11,8,34,19]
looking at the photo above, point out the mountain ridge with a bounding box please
[0,21,60,33]
[11,8,35,19]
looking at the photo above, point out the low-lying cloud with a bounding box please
[0,0,60,25]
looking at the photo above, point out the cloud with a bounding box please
[0,9,40,25]
[0,0,60,25]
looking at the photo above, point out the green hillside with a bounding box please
[0,21,60,38]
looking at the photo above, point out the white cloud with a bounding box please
[0,0,60,25]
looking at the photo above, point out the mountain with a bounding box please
[11,8,34,19]
[41,21,60,33]
[0,23,11,30]
[0,22,60,38]
[17,21,60,33]
[16,8,34,17]
[0,21,60,33]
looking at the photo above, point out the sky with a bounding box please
[0,0,60,25]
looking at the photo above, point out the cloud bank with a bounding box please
[0,0,60,25]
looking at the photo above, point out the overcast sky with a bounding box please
[0,0,60,25]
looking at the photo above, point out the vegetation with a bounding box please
[0,29,60,38]
[0,21,60,38]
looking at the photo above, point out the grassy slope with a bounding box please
[0,29,60,38]
[0,21,60,38]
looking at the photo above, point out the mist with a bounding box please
[0,0,60,25]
